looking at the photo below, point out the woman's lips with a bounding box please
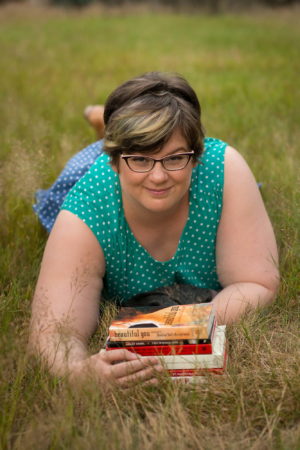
[145,187,172,196]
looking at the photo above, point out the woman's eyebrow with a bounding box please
[163,147,190,156]
[124,147,189,157]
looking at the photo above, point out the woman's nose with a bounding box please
[148,161,169,182]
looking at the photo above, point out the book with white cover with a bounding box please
[147,325,226,369]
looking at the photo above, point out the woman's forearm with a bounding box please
[212,282,278,325]
[28,325,90,376]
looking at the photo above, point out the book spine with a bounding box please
[159,354,225,369]
[168,367,225,376]
[109,324,212,342]
[106,338,212,347]
[106,343,213,355]
[106,321,218,349]
[164,350,228,373]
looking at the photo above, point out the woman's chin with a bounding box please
[140,198,181,215]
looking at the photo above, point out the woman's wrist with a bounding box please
[212,282,276,325]
[29,330,89,377]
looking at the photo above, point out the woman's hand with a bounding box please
[68,349,164,389]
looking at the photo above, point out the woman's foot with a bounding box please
[84,105,105,139]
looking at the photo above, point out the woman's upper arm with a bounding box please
[216,146,279,292]
[32,210,105,343]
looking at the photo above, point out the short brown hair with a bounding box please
[103,72,205,165]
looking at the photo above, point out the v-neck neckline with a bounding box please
[116,177,194,264]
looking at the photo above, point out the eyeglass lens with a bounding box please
[126,154,191,172]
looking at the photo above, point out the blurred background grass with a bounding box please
[0,4,299,449]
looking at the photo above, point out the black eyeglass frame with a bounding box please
[120,151,195,173]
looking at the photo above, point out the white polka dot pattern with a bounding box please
[61,137,227,304]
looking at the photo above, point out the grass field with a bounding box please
[0,4,299,449]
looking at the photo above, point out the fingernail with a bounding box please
[151,357,160,363]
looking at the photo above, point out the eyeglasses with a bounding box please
[121,151,195,173]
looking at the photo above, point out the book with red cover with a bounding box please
[106,318,217,355]
[108,303,215,342]
[169,367,225,376]
[109,343,212,356]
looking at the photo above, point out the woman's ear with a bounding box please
[192,159,199,169]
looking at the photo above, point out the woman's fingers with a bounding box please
[117,364,164,388]
[103,349,162,377]
[111,358,162,379]
[98,349,163,385]
[142,377,161,387]
[100,348,141,363]
[100,348,160,367]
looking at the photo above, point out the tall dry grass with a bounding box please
[0,5,299,449]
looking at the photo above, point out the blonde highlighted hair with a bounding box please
[103,72,205,165]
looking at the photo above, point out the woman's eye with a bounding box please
[167,155,184,162]
[131,156,148,163]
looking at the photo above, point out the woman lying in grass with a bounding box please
[30,71,279,389]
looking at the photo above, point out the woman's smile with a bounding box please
[145,186,173,196]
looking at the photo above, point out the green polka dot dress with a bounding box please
[61,137,227,304]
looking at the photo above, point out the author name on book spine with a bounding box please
[110,327,208,341]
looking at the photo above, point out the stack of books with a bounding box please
[105,303,227,383]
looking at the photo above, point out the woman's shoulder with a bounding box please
[201,137,228,162]
[222,145,260,193]
[192,137,228,194]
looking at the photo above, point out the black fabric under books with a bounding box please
[125,283,218,307]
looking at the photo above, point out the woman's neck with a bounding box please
[122,192,190,262]
[122,192,189,230]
